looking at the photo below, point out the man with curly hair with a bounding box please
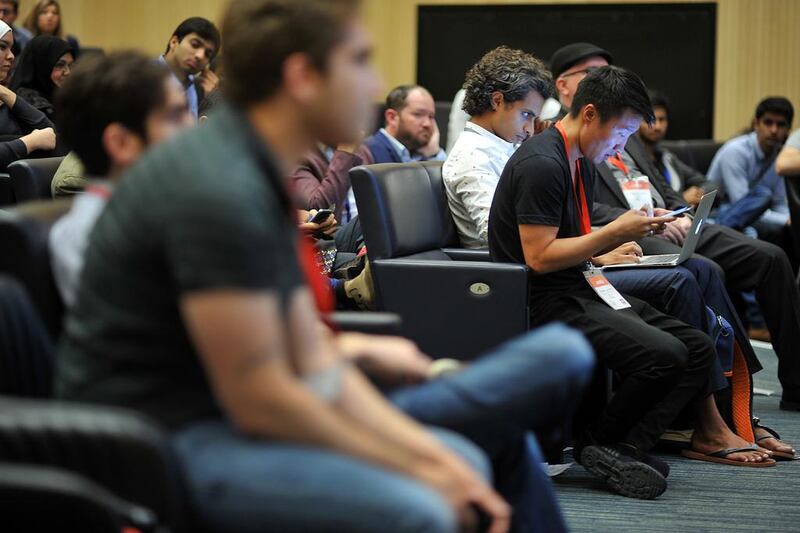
[444,46,552,248]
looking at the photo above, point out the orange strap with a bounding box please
[607,152,631,177]
[555,122,591,235]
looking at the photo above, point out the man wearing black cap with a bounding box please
[549,42,612,115]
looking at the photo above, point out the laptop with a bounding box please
[602,190,717,269]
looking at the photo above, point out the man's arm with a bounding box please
[518,210,673,273]
[182,288,509,532]
[777,144,800,176]
[448,163,500,245]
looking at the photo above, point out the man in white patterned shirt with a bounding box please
[443,46,552,248]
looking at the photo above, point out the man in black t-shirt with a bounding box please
[490,66,774,499]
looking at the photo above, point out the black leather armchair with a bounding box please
[350,161,530,360]
[785,176,800,257]
[7,156,64,204]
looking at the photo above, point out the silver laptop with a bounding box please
[602,190,717,269]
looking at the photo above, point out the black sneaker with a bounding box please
[580,444,667,500]
[617,442,670,479]
[780,398,800,411]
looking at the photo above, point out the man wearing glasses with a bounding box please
[549,42,612,117]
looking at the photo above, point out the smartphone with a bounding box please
[664,206,692,217]
[308,209,334,224]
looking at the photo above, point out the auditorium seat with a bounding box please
[660,139,722,174]
[7,157,64,204]
[350,161,530,359]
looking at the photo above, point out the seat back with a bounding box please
[350,162,448,260]
[0,198,72,340]
[0,396,188,531]
[420,160,462,247]
[659,139,722,175]
[7,156,64,203]
[0,276,54,398]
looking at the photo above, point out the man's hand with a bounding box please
[413,453,511,533]
[337,332,432,386]
[298,209,338,237]
[608,208,675,242]
[419,120,442,158]
[683,186,704,206]
[653,208,690,246]
[198,65,220,95]
[592,241,642,266]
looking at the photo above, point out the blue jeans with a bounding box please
[171,422,488,533]
[605,257,759,389]
[389,323,595,533]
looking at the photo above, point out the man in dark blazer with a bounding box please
[592,134,800,413]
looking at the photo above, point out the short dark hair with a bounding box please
[461,46,553,116]
[385,84,422,113]
[55,51,171,176]
[570,65,654,124]
[755,97,794,125]
[0,1,19,13]
[164,17,221,56]
[222,0,360,107]
[648,90,670,116]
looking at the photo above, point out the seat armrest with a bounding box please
[371,258,530,359]
[441,247,490,261]
[326,311,402,336]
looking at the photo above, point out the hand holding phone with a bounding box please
[664,206,692,217]
[308,209,334,224]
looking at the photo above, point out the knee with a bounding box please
[650,337,690,376]
[531,323,596,383]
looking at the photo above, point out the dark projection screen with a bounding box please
[418,3,716,139]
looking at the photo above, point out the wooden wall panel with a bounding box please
[19,0,799,141]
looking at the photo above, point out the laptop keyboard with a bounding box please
[638,254,680,264]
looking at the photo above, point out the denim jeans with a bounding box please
[172,422,488,533]
[389,323,595,533]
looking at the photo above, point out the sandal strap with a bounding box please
[753,419,782,440]
[708,445,759,458]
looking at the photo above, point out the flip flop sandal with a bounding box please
[682,445,777,467]
[753,418,797,460]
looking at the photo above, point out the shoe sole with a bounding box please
[581,445,667,500]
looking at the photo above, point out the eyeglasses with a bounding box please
[53,60,73,72]
[559,66,601,79]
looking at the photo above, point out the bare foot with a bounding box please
[755,426,796,456]
[692,427,774,464]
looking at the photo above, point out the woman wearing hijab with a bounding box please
[9,35,73,119]
[0,20,56,171]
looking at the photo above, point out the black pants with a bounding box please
[533,290,715,452]
[640,223,800,400]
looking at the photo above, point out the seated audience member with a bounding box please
[291,140,364,223]
[9,34,73,119]
[551,47,800,416]
[55,1,597,530]
[0,20,55,170]
[160,17,220,119]
[777,127,800,177]
[359,84,445,164]
[707,98,794,250]
[549,42,612,117]
[637,91,716,207]
[23,0,78,54]
[489,66,780,499]
[50,149,84,197]
[0,0,32,55]
[445,46,789,461]
[49,52,193,308]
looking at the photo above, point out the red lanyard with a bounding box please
[607,152,631,177]
[555,122,591,236]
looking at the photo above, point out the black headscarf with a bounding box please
[9,35,72,99]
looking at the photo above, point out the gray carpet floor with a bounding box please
[554,341,800,532]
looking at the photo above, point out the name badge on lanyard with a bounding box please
[583,265,632,310]
[621,176,654,217]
